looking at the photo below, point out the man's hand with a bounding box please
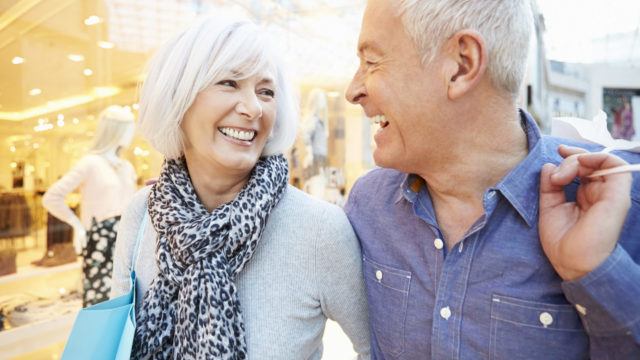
[539,145,632,281]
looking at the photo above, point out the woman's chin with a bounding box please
[219,154,260,173]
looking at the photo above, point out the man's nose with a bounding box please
[345,68,366,104]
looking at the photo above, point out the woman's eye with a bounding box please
[259,89,275,98]
[217,79,237,88]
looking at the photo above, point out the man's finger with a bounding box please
[540,163,567,211]
[551,154,580,186]
[558,145,588,159]
[576,152,628,171]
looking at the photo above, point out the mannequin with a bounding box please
[42,105,137,306]
[301,89,329,176]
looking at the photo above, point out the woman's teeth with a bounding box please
[219,127,256,141]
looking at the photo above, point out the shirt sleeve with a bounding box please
[561,244,640,358]
[42,157,91,229]
[316,205,371,359]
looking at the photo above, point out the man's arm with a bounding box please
[539,145,640,357]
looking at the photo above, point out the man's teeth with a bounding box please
[372,115,387,125]
[220,127,255,141]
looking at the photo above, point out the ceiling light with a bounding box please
[10,146,16,152]
[84,15,102,26]
[29,88,42,96]
[57,114,64,121]
[83,68,93,76]
[34,123,54,132]
[67,54,85,62]
[72,117,79,124]
[57,119,65,127]
[97,41,114,49]
[12,56,24,65]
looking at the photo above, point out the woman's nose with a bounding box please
[236,92,263,120]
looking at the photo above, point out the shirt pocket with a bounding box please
[362,256,411,358]
[490,294,589,360]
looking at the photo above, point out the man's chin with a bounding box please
[372,149,394,169]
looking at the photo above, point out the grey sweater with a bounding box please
[111,185,371,359]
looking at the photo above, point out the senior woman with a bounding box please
[110,16,370,360]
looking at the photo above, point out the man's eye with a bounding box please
[217,79,237,87]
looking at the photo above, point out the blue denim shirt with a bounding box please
[345,111,640,359]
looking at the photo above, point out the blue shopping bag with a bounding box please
[62,213,147,360]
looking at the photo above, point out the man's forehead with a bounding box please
[358,0,403,54]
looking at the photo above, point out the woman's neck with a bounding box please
[183,154,250,212]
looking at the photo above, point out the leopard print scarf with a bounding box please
[132,155,288,359]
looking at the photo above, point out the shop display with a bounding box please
[0,192,32,239]
[31,211,77,267]
[41,106,136,307]
[603,88,640,141]
[0,249,17,276]
[4,292,81,329]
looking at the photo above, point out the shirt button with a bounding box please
[575,304,587,316]
[440,306,451,320]
[539,312,553,328]
[487,190,496,199]
[375,270,383,281]
[434,238,444,250]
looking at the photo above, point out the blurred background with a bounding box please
[0,0,638,359]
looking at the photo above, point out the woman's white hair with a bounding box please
[398,0,534,97]
[89,105,135,154]
[138,17,298,159]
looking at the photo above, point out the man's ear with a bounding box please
[443,30,488,100]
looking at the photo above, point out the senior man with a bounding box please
[344,0,640,359]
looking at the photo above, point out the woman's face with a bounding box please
[181,71,277,174]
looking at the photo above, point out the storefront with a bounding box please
[0,1,373,358]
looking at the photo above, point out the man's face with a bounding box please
[346,0,449,171]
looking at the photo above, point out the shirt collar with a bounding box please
[395,109,553,227]
[395,173,424,204]
[494,109,554,227]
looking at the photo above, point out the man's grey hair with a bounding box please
[398,0,534,96]
[138,17,298,159]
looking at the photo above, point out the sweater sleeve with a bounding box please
[316,205,371,359]
[41,157,91,230]
[110,187,149,298]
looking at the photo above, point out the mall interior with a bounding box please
[1,0,639,359]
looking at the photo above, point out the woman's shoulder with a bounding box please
[273,185,355,246]
[278,185,347,223]
[121,186,151,226]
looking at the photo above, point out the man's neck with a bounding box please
[415,103,529,247]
